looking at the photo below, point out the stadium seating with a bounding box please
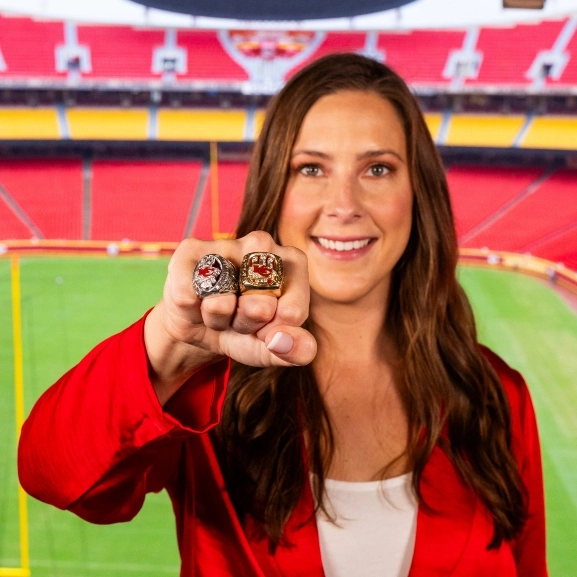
[445,114,526,147]
[0,160,575,272]
[467,19,566,87]
[446,165,546,241]
[555,23,577,86]
[156,109,247,141]
[0,159,83,239]
[0,108,60,140]
[191,161,249,239]
[526,227,577,269]
[460,169,577,253]
[521,116,577,149]
[66,108,149,140]
[76,25,164,80]
[0,13,576,89]
[175,31,249,81]
[379,30,465,85]
[216,161,249,233]
[90,160,203,242]
[424,113,443,142]
[253,110,267,140]
[0,195,34,239]
[4,106,575,150]
[190,170,213,240]
[288,33,368,77]
[0,15,65,78]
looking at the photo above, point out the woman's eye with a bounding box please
[367,164,389,177]
[299,164,322,177]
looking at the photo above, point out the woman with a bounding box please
[18,54,547,576]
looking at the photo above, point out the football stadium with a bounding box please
[1,0,576,575]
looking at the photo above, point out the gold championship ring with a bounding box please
[239,252,283,297]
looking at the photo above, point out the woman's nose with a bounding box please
[324,174,364,222]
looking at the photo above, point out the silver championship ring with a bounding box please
[193,254,239,298]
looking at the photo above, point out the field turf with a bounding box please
[0,257,575,576]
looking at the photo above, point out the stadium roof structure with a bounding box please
[0,0,576,30]
[133,0,417,20]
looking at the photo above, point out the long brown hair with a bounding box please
[214,53,526,549]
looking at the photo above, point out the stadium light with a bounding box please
[503,0,545,8]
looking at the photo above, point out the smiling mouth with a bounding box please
[314,237,374,252]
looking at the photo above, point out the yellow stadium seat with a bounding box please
[157,109,246,141]
[446,114,526,147]
[424,113,443,142]
[0,108,60,139]
[67,108,149,140]
[521,116,577,150]
[253,110,267,140]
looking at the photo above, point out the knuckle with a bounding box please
[171,290,196,309]
[170,238,200,271]
[277,303,306,326]
[242,297,276,322]
[177,237,198,255]
[244,230,273,249]
[283,245,307,261]
[205,317,229,331]
[201,295,235,317]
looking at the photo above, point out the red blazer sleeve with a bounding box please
[483,348,548,577]
[18,312,230,524]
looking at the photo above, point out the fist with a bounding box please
[144,231,317,402]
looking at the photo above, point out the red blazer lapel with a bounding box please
[408,445,477,577]
[186,434,267,577]
[251,444,477,577]
[247,476,325,577]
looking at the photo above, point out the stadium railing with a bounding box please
[1,241,576,296]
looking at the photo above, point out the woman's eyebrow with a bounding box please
[291,150,330,159]
[357,149,405,162]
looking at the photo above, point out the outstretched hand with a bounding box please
[144,231,317,404]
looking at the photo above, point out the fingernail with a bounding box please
[267,332,293,354]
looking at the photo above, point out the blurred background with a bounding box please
[0,0,576,575]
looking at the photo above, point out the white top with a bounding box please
[315,473,417,577]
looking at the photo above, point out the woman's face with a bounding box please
[277,90,413,305]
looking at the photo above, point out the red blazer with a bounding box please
[18,315,547,577]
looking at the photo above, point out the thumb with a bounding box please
[264,326,317,366]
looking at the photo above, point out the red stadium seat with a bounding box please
[287,33,367,78]
[191,161,249,240]
[379,30,465,85]
[467,19,565,87]
[525,226,577,269]
[190,171,212,241]
[76,25,164,80]
[216,161,249,234]
[0,15,65,78]
[90,160,203,242]
[175,31,249,81]
[0,195,35,239]
[460,169,577,255]
[0,159,83,239]
[553,21,577,86]
[447,165,545,241]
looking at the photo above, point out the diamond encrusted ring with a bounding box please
[239,252,283,298]
[192,254,239,298]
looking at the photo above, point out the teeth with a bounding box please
[317,238,371,251]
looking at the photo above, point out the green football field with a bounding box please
[0,257,575,576]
